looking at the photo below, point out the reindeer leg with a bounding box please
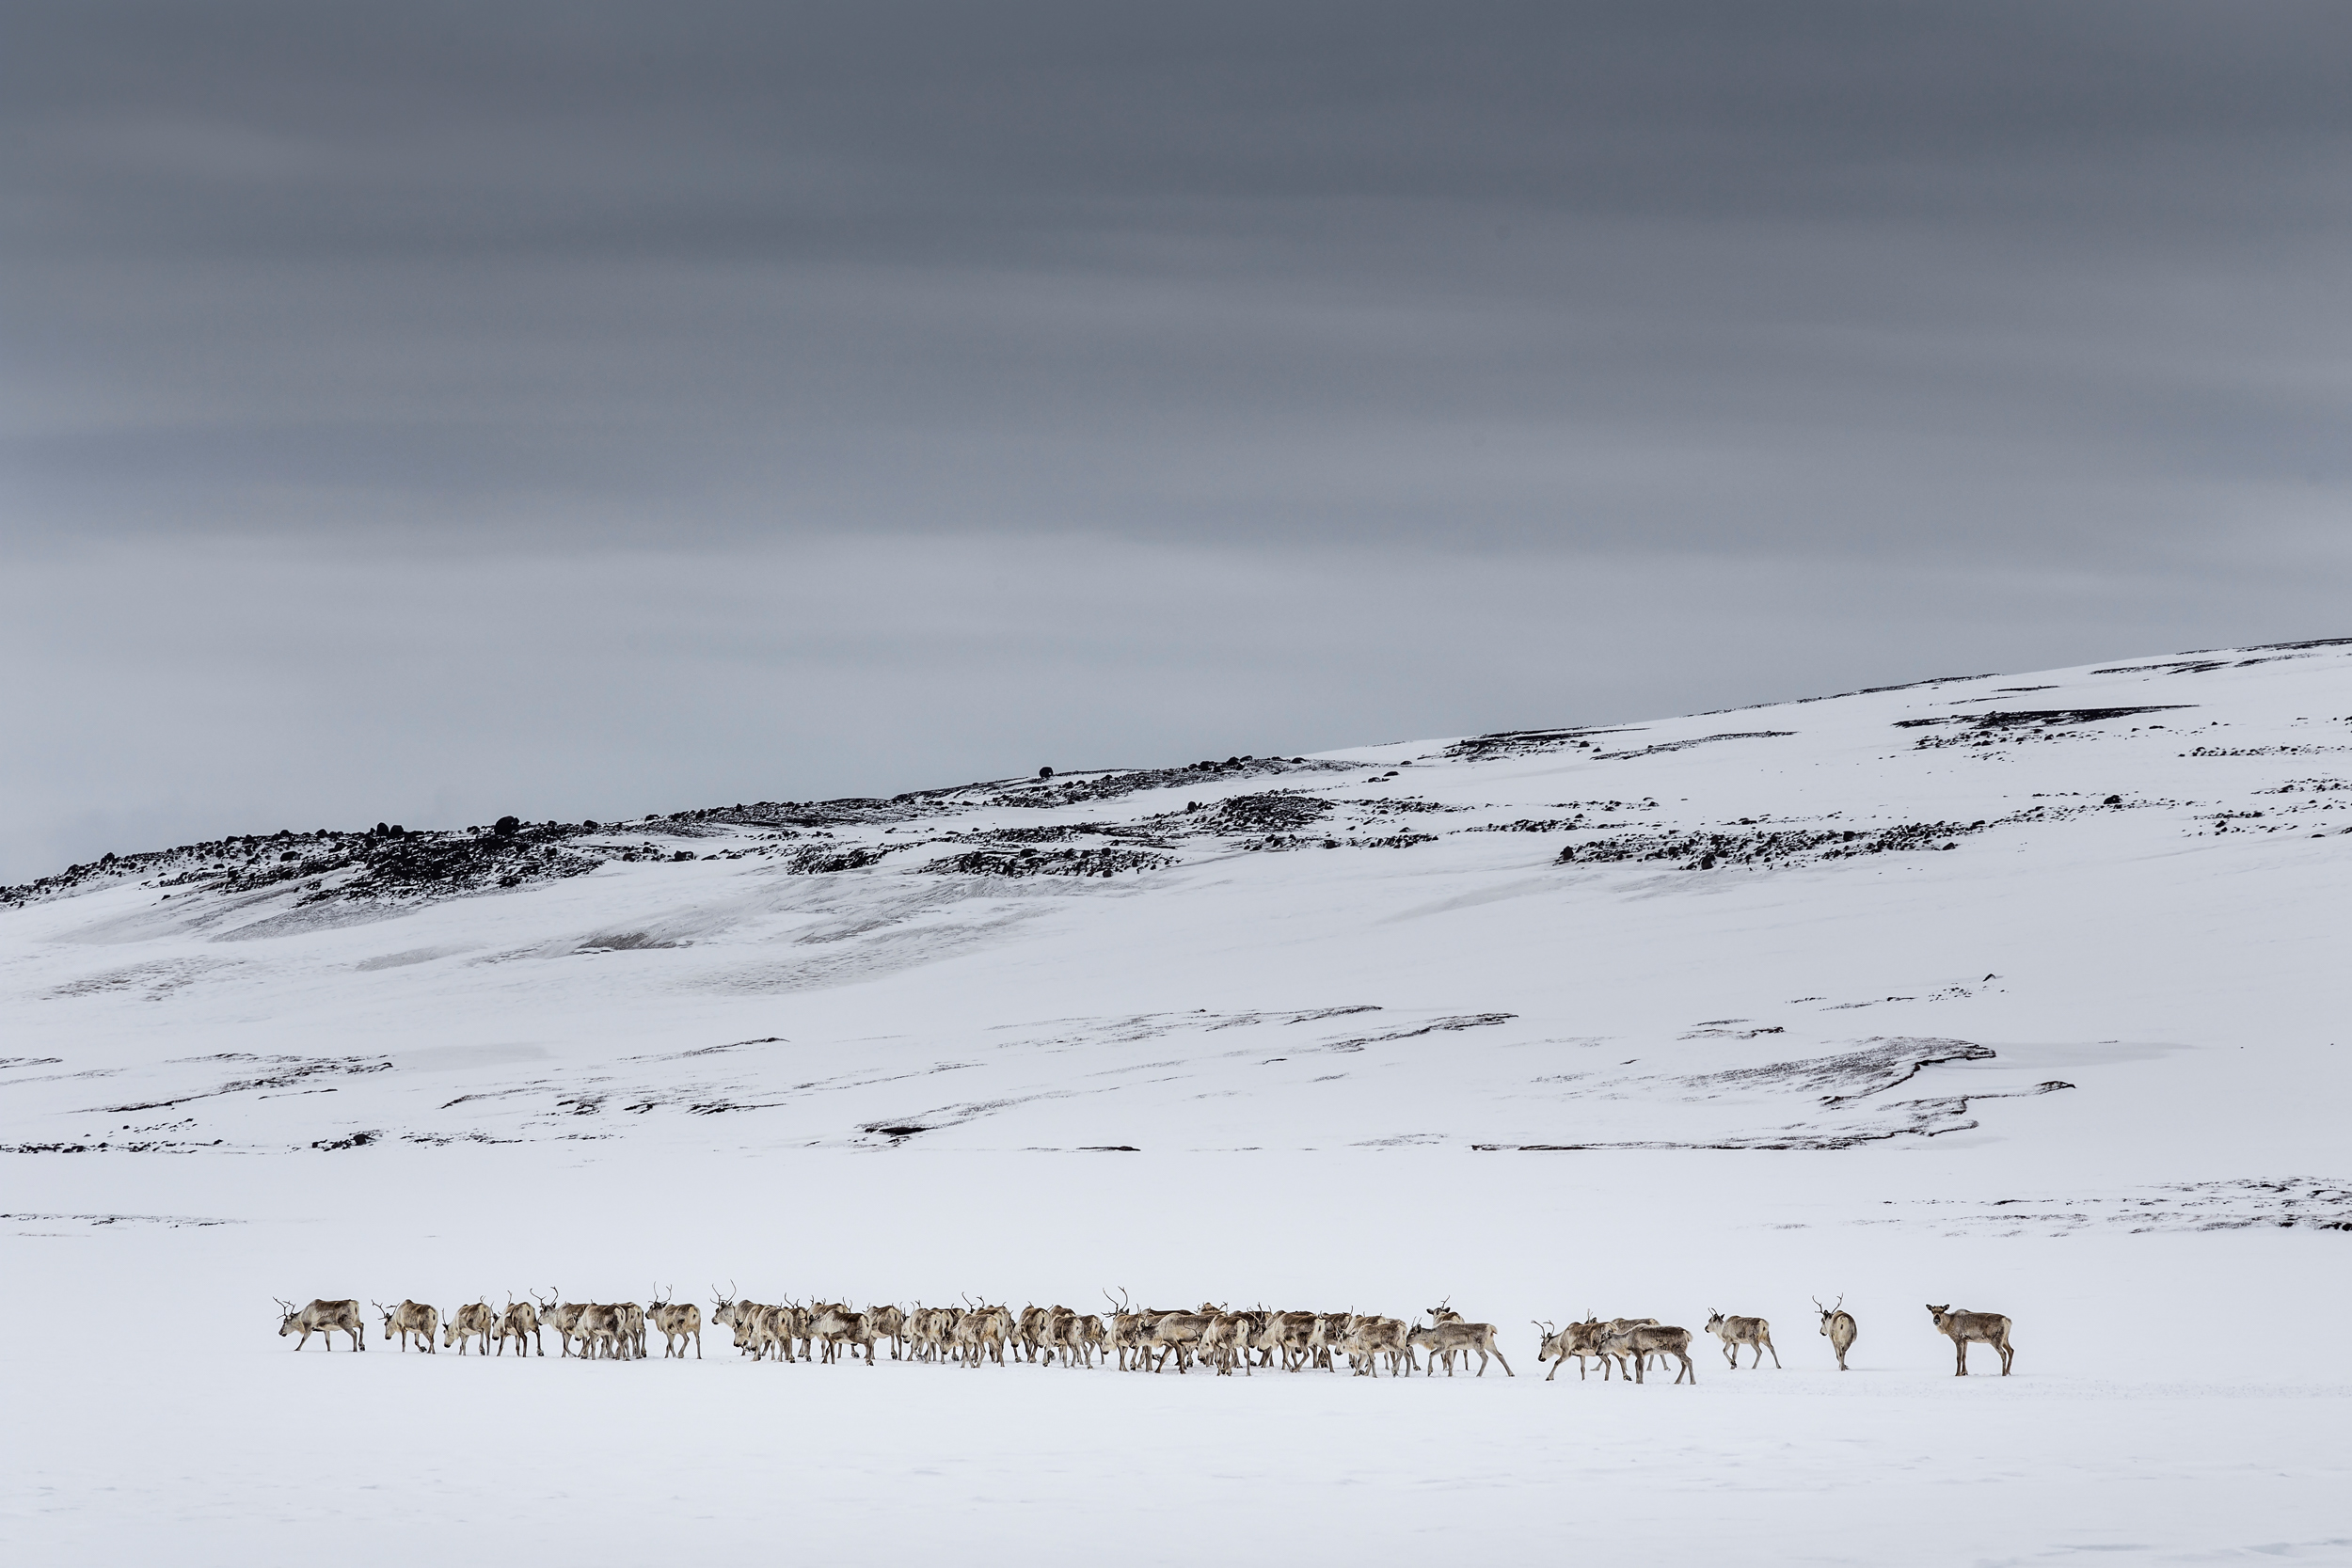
[1766,1338,1780,1370]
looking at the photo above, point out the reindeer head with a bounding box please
[372,1299,395,1337]
[1926,1303,1950,1327]
[1704,1309,1725,1332]
[275,1297,298,1335]
[1814,1295,1844,1331]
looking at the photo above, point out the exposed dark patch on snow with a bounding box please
[3,1211,240,1228]
[1474,1080,2071,1151]
[1681,1037,1995,1101]
[1901,706,2193,749]
[1201,792,1333,833]
[1443,727,1641,761]
[1321,1013,1516,1053]
[88,1054,392,1115]
[1559,819,1988,871]
[1858,1176,2352,1235]
[576,931,687,953]
[1595,731,1796,760]
[923,846,1174,879]
[990,755,1356,809]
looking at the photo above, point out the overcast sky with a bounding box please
[5,2,2348,879]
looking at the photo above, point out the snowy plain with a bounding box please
[5,640,2350,1565]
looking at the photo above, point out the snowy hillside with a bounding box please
[8,635,2350,1176]
[6,638,2349,1566]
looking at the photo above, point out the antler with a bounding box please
[1833,1294,1845,1313]
[274,1296,294,1311]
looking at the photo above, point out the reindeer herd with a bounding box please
[271,1288,2020,1378]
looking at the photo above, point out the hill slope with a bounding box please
[6,636,2348,1182]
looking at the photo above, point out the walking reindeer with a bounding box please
[1814,1295,1858,1370]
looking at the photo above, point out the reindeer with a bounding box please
[912,1305,956,1364]
[1251,1310,1293,1370]
[621,1301,648,1359]
[375,1298,439,1353]
[276,1297,364,1351]
[1534,1319,1613,1382]
[731,1303,792,1361]
[810,1303,879,1365]
[786,1299,822,1362]
[706,1288,762,1363]
[1407,1319,1513,1376]
[1337,1316,1413,1377]
[1926,1304,2014,1376]
[951,1299,1010,1367]
[497,1295,543,1356]
[1015,1305,1051,1363]
[1814,1296,1858,1370]
[1312,1313,1354,1370]
[1198,1311,1254,1376]
[1146,1311,1214,1373]
[1599,1323,1695,1385]
[649,1285,702,1359]
[1704,1310,1780,1369]
[1593,1317,1664,1380]
[1104,1291,1152,1370]
[444,1299,498,1354]
[867,1303,908,1361]
[574,1303,635,1360]
[539,1289,592,1357]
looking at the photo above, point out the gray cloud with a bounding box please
[4,3,2348,878]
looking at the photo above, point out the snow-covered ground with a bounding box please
[5,640,2349,1564]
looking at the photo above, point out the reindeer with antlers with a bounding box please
[539,1288,588,1357]
[496,1292,543,1356]
[444,1297,498,1354]
[276,1297,364,1351]
[649,1284,702,1359]
[1814,1296,1858,1370]
[374,1298,439,1353]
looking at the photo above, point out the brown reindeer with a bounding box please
[1598,1323,1695,1385]
[541,1289,587,1357]
[497,1295,543,1356]
[444,1300,498,1354]
[1534,1319,1610,1381]
[1926,1304,2014,1376]
[649,1285,702,1359]
[277,1297,364,1351]
[1814,1295,1858,1370]
[1704,1309,1780,1369]
[375,1298,439,1353]
[1407,1320,1513,1376]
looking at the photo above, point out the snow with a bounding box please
[5,639,2350,1564]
